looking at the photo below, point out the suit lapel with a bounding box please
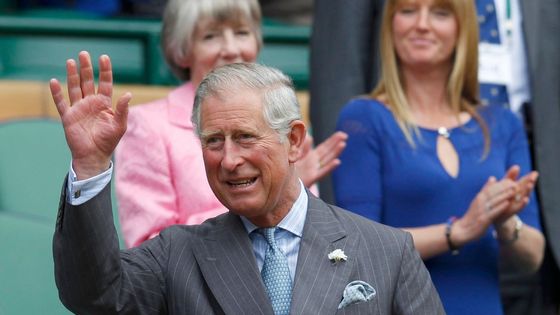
[193,214,274,315]
[290,193,360,313]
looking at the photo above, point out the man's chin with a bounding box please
[219,198,261,217]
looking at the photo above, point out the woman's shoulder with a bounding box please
[337,96,398,137]
[478,104,523,129]
[340,96,391,120]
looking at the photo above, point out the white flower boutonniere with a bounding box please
[328,249,348,263]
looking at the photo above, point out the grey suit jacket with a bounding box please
[521,0,560,270]
[503,1,560,313]
[53,181,444,314]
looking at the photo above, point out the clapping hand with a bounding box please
[494,165,538,226]
[50,51,131,180]
[296,131,348,187]
[451,165,538,247]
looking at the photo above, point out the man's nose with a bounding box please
[221,139,243,171]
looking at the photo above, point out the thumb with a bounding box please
[115,92,131,128]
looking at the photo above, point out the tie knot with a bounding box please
[261,227,278,249]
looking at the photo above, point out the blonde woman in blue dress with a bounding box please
[333,0,545,313]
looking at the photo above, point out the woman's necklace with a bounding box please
[437,126,451,138]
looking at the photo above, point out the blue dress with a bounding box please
[333,99,541,315]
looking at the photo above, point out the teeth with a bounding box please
[228,178,255,187]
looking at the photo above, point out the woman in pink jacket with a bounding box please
[115,0,346,248]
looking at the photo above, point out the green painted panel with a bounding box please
[0,15,309,88]
[0,213,71,314]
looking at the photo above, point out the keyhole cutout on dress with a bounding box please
[436,128,459,178]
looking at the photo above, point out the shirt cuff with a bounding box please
[67,161,113,205]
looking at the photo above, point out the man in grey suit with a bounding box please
[50,52,443,314]
[310,0,560,313]
[501,1,560,314]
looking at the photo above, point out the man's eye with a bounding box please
[237,134,255,143]
[203,137,223,147]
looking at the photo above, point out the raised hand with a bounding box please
[50,51,131,180]
[295,131,348,187]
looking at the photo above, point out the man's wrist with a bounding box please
[72,158,111,180]
[68,160,113,205]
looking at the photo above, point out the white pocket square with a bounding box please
[338,280,376,309]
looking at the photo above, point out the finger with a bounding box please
[514,171,538,197]
[487,185,515,210]
[314,132,347,163]
[485,200,509,222]
[78,51,95,97]
[487,178,518,211]
[66,59,82,105]
[503,165,520,181]
[315,131,348,154]
[316,159,341,180]
[509,196,530,213]
[518,171,539,187]
[481,176,497,195]
[97,54,113,99]
[496,179,516,196]
[486,176,515,197]
[49,78,69,117]
[115,92,131,128]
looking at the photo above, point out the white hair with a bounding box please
[192,63,301,142]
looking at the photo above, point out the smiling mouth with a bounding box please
[227,178,257,188]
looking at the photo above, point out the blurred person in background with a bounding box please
[312,0,560,313]
[332,0,545,313]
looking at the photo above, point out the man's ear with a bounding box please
[287,120,306,163]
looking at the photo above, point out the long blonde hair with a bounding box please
[372,0,489,154]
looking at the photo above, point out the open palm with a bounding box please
[50,51,130,179]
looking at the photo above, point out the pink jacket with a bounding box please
[115,83,227,248]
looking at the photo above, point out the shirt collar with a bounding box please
[240,180,307,237]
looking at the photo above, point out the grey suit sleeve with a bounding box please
[392,233,445,315]
[53,179,168,314]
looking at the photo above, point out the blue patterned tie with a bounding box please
[477,0,510,108]
[261,227,292,315]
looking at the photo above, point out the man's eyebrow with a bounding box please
[199,130,221,138]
